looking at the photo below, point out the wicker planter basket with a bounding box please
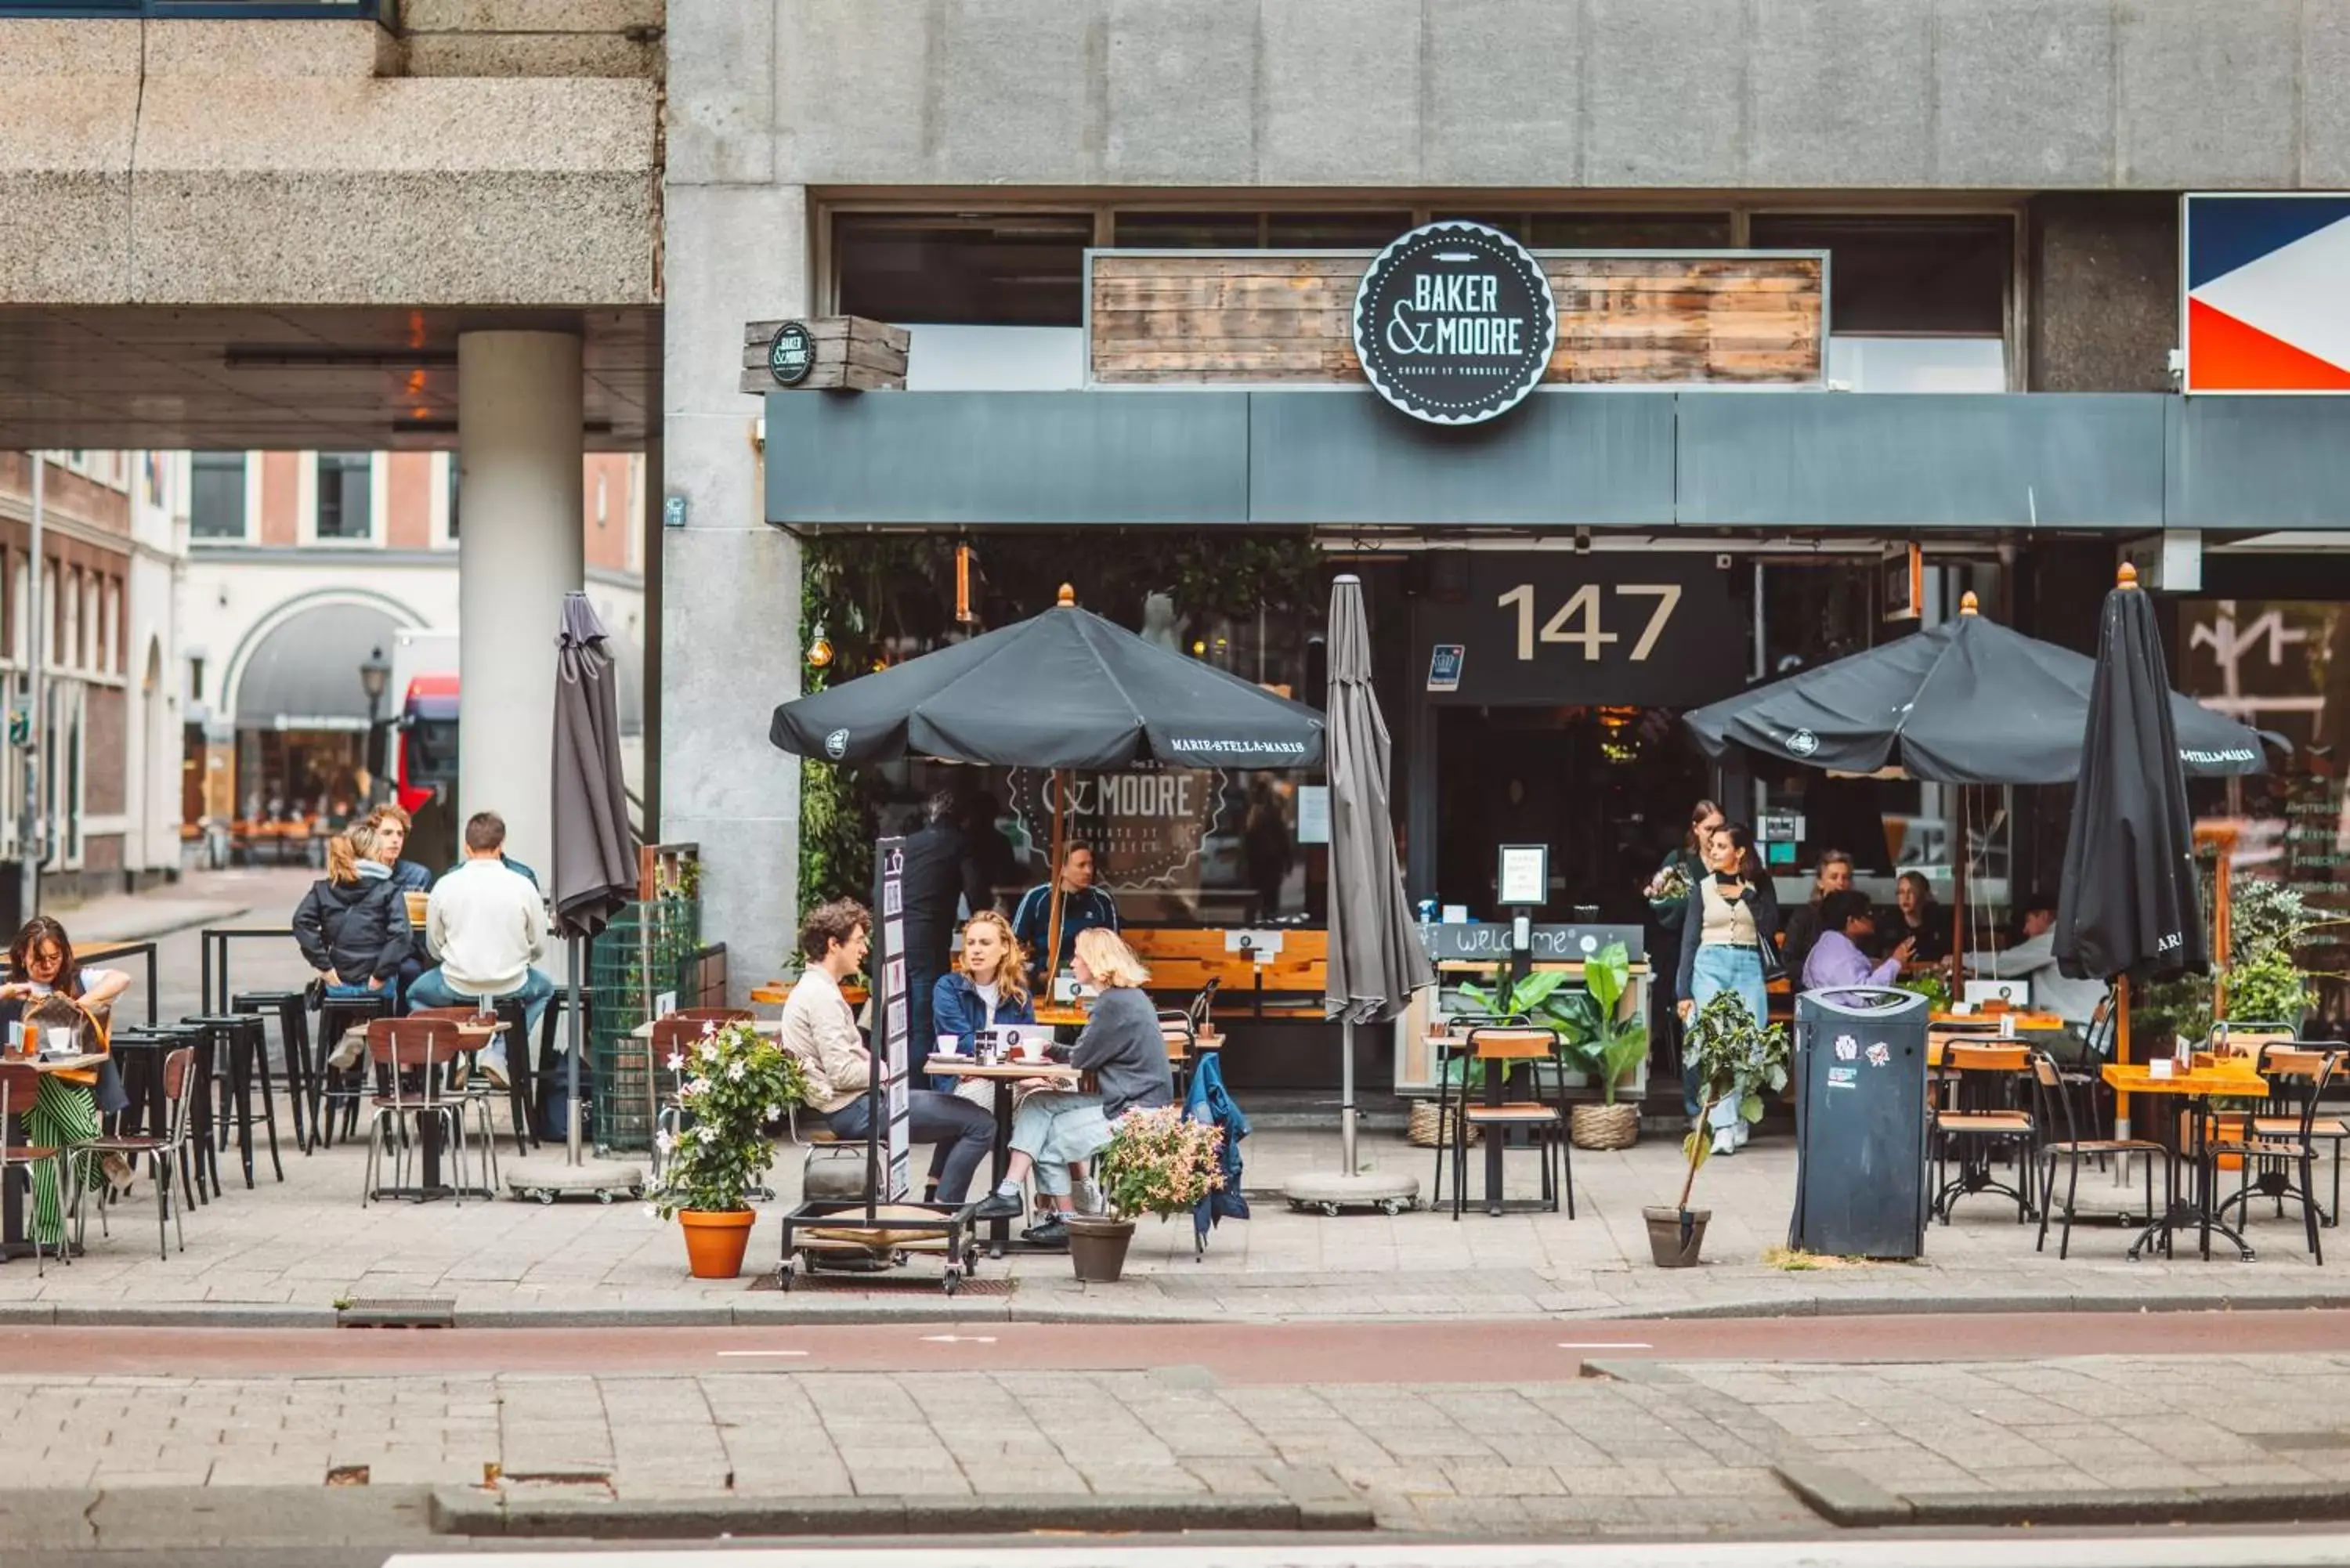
[1571,1102,1641,1151]
[1407,1101,1478,1149]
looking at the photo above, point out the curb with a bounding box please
[1775,1461,2350,1528]
[428,1479,1376,1539]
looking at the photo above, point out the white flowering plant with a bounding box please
[646,1019,810,1218]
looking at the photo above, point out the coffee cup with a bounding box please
[1018,1039,1047,1063]
[935,1033,964,1058]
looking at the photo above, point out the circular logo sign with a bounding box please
[768,322,815,387]
[1786,728,1820,757]
[1353,221,1556,426]
[823,727,849,760]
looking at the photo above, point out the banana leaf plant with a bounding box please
[1549,942,1649,1105]
[1447,968,1574,1093]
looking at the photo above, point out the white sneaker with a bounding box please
[1711,1129,1738,1156]
[1731,1119,1751,1150]
[327,1035,364,1071]
[1074,1180,1104,1216]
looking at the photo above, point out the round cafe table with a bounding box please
[924,1056,1080,1256]
[2102,1058,2270,1262]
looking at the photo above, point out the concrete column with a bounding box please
[457,329,584,881]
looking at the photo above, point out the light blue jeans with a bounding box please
[1685,944,1767,1136]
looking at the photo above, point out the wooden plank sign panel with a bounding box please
[1090,252,1824,388]
[739,316,910,394]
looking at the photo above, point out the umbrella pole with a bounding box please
[1045,769,1068,1000]
[1950,786,1968,985]
[1340,1017,1358,1176]
[566,933,583,1165]
[2113,974,2132,1143]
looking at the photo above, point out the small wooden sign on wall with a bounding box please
[739,316,909,394]
[1088,251,1825,389]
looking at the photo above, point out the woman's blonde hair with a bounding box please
[1073,926,1150,991]
[957,909,1030,1011]
[325,820,384,887]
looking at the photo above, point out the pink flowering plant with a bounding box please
[648,1019,809,1218]
[1094,1105,1224,1221]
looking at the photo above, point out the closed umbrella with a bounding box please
[1283,574,1432,1215]
[2055,564,2209,1141]
[505,594,642,1196]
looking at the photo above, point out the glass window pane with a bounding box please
[1748,214,2011,335]
[1113,211,1262,249]
[446,457,460,541]
[316,453,372,540]
[1428,213,1531,241]
[190,453,246,540]
[834,213,1091,327]
[1264,212,1414,249]
[1521,211,1734,249]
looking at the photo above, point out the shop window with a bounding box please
[834,213,1092,327]
[315,453,374,540]
[1264,212,1414,249]
[1523,212,1734,249]
[1112,211,1262,249]
[190,452,247,541]
[1748,214,2011,336]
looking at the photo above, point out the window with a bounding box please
[1112,211,1262,249]
[446,456,461,542]
[1264,212,1413,249]
[190,453,248,540]
[834,213,1092,327]
[315,453,374,540]
[103,580,119,676]
[1747,215,2011,335]
[595,471,609,529]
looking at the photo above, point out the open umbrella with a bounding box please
[2055,564,2209,1143]
[772,585,1326,979]
[504,594,642,1199]
[1284,575,1434,1215]
[1684,595,2266,785]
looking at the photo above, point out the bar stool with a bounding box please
[534,991,588,1150]
[183,1014,281,1189]
[231,990,316,1154]
[315,992,396,1148]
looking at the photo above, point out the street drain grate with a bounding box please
[747,1273,1012,1297]
[338,1297,457,1328]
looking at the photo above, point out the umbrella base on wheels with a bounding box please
[1282,1169,1422,1217]
[504,1154,645,1205]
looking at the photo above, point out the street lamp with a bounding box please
[358,647,391,803]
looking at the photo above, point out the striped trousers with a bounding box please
[24,1078,99,1246]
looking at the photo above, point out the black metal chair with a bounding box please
[2027,1049,2164,1259]
[2213,1045,2343,1263]
[182,1013,280,1190]
[314,990,396,1148]
[1932,1042,2037,1224]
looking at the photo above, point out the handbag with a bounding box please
[23,991,125,1114]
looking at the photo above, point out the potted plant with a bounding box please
[1553,942,1650,1150]
[1647,991,1790,1268]
[1072,1105,1226,1283]
[648,1019,809,1279]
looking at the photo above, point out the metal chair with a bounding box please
[2248,1037,2350,1227]
[409,1007,507,1193]
[359,1018,469,1208]
[2026,1049,2164,1259]
[183,1013,280,1188]
[1427,1010,1509,1209]
[1932,1043,2037,1223]
[2213,1046,2343,1263]
[74,1046,197,1260]
[231,991,316,1155]
[1450,1026,1567,1220]
[0,1061,71,1276]
[314,989,396,1149]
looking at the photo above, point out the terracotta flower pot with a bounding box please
[1066,1214,1136,1282]
[679,1209,757,1279]
[1643,1204,1709,1268]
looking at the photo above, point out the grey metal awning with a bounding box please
[233,603,405,732]
[763,389,2350,533]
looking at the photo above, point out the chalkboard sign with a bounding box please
[1419,922,1646,964]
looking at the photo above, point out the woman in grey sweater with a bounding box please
[971,926,1173,1247]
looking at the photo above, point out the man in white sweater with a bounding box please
[406,811,551,1086]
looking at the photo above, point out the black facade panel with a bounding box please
[1247,391,1676,526]
[1676,392,2166,529]
[2168,397,2350,530]
[764,391,1250,526]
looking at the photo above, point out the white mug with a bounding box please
[935,1033,964,1058]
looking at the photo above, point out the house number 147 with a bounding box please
[1497,583,1683,661]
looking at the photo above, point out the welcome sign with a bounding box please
[1353,221,1557,425]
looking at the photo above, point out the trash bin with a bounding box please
[1790,986,1931,1259]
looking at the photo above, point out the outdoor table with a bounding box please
[925,1055,1081,1256]
[2,1053,106,1261]
[2102,1060,2272,1261]
[1034,1003,1088,1028]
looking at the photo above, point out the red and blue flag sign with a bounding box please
[2185,193,2350,394]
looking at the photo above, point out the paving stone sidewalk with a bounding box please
[7,1353,2350,1536]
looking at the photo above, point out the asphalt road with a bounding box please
[16,1309,2350,1385]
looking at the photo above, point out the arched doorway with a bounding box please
[226,601,409,826]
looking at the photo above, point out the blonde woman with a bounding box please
[971,927,1173,1247]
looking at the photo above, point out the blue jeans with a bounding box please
[1684,944,1767,1132]
[406,966,554,1068]
[825,1089,994,1205]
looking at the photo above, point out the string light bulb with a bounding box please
[805,623,833,668]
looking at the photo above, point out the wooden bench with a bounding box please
[1126,928,1328,1020]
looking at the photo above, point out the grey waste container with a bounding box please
[1791,986,1931,1259]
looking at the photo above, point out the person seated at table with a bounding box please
[1801,890,1911,993]
[1880,871,1950,966]
[1,916,132,1239]
[783,898,996,1205]
[1012,843,1119,989]
[363,804,436,894]
[922,910,1036,1195]
[1999,892,2058,952]
[407,811,551,1089]
[1961,897,2104,1031]
[972,927,1173,1248]
[295,822,415,1071]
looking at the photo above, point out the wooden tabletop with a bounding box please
[2102,1062,2270,1097]
[630,1017,782,1039]
[1033,1004,1089,1028]
[3,1052,107,1075]
[924,1057,1081,1085]
[752,981,870,1007]
[1932,1012,2068,1032]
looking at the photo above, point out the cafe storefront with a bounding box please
[761,205,2350,1093]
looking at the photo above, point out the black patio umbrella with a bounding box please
[2055,565,2208,1133]
[1683,594,2266,786]
[773,584,1326,974]
[550,593,638,1164]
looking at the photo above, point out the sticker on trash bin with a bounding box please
[1865,1042,1891,1068]
[1834,1035,1858,1061]
[1828,1066,1858,1089]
